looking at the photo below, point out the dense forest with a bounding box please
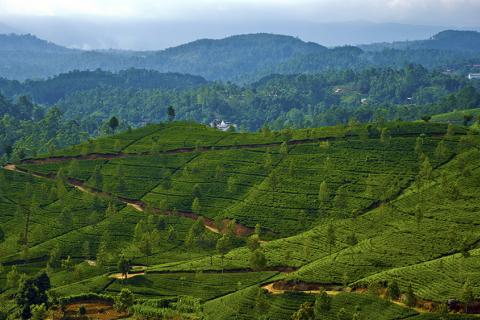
[0,69,207,104]
[54,66,479,130]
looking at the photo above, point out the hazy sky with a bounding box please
[1,0,479,25]
[0,0,479,49]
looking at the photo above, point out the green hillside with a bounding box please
[1,120,479,319]
[431,108,480,126]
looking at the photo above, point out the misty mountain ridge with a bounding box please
[0,30,479,82]
[361,29,480,52]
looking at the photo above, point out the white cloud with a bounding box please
[0,0,478,26]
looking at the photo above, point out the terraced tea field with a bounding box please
[1,121,478,319]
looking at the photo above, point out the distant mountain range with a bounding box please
[0,18,464,49]
[0,30,479,82]
[361,30,480,52]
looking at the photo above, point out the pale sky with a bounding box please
[0,0,478,49]
[0,0,479,25]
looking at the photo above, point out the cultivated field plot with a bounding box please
[227,135,449,236]
[142,148,282,219]
[3,121,478,319]
[123,122,232,153]
[204,286,417,320]
[105,271,278,300]
[41,124,164,157]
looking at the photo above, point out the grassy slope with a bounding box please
[2,121,479,319]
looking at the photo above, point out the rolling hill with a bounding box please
[1,31,480,82]
[1,120,479,319]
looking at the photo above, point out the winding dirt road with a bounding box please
[3,163,253,237]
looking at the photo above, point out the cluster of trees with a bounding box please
[0,94,87,161]
[0,92,132,161]
[1,265,137,319]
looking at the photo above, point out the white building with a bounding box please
[210,119,237,132]
[467,73,480,80]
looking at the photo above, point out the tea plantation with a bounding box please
[1,121,479,319]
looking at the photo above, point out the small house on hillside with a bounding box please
[210,119,237,132]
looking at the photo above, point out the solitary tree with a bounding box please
[255,223,261,236]
[405,284,416,307]
[185,217,205,250]
[82,241,90,260]
[255,288,271,316]
[215,164,225,180]
[68,160,80,177]
[167,106,176,122]
[114,288,135,312]
[167,225,176,241]
[247,234,261,252]
[336,308,348,320]
[280,141,289,155]
[387,281,401,300]
[291,302,314,320]
[264,152,273,171]
[327,224,336,255]
[434,140,449,162]
[421,115,431,123]
[415,204,424,226]
[318,181,329,204]
[192,197,201,213]
[109,116,119,134]
[269,172,279,203]
[96,241,109,269]
[216,235,231,273]
[138,234,153,266]
[6,265,20,288]
[463,114,474,126]
[117,255,131,280]
[192,183,202,198]
[334,188,347,209]
[462,280,474,313]
[418,156,433,186]
[91,165,103,190]
[314,289,331,316]
[445,123,455,139]
[250,249,267,271]
[380,128,391,166]
[227,176,237,194]
[380,128,391,145]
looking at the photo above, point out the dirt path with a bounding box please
[261,281,480,315]
[17,137,331,165]
[2,163,254,237]
[262,282,341,296]
[17,131,436,166]
[109,271,145,279]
